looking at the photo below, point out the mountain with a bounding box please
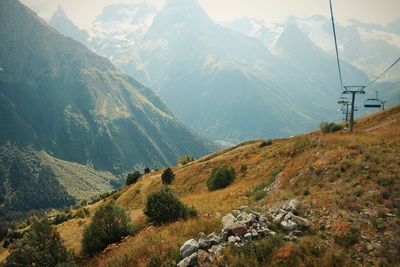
[86,0,368,143]
[9,105,398,266]
[88,3,157,59]
[224,15,400,80]
[0,0,216,218]
[48,6,89,45]
[0,143,118,222]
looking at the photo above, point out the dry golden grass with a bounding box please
[3,105,399,266]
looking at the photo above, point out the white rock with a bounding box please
[180,239,199,258]
[222,213,236,229]
[281,220,297,231]
[177,252,197,267]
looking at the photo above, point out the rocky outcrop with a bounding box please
[177,199,310,266]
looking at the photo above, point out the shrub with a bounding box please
[144,167,151,174]
[3,231,23,248]
[178,155,195,166]
[320,122,343,134]
[207,165,236,191]
[259,140,273,148]
[126,171,142,186]
[81,201,134,256]
[5,219,73,266]
[144,187,197,225]
[161,168,175,185]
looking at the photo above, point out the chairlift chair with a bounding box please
[364,91,382,108]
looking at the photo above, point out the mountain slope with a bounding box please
[0,0,216,173]
[0,144,118,222]
[25,105,400,266]
[0,0,217,219]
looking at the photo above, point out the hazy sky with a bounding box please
[21,0,400,29]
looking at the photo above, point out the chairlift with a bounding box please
[364,91,381,108]
[337,95,349,105]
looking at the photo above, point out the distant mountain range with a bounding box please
[0,0,216,219]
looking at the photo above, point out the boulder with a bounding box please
[273,213,286,223]
[197,249,214,267]
[198,239,210,250]
[207,232,221,245]
[236,212,249,222]
[288,199,299,212]
[222,213,236,229]
[244,213,257,224]
[231,221,247,236]
[180,239,199,258]
[281,220,297,231]
[228,236,236,243]
[291,215,309,227]
[244,232,252,240]
[177,252,197,267]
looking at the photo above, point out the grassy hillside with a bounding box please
[2,106,399,266]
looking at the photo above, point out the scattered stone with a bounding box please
[281,220,297,231]
[288,199,299,212]
[237,206,248,211]
[251,229,258,237]
[244,213,257,224]
[198,239,210,250]
[291,214,309,227]
[197,250,214,267]
[273,213,286,223]
[222,213,236,229]
[180,239,199,258]
[177,252,197,267]
[244,232,252,240]
[231,222,247,236]
[236,212,249,222]
[228,236,236,243]
[207,232,221,245]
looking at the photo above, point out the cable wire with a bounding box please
[365,57,400,88]
[329,0,344,91]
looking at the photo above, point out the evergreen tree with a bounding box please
[126,171,142,186]
[161,167,175,185]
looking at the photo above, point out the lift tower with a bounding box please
[343,86,365,133]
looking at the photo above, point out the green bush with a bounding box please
[161,168,175,185]
[320,122,344,134]
[259,140,273,148]
[144,187,197,225]
[3,231,24,248]
[126,171,142,186]
[5,220,73,266]
[178,156,195,166]
[81,201,134,256]
[144,167,151,174]
[207,165,236,191]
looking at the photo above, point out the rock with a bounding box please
[281,220,297,231]
[198,239,210,250]
[221,230,229,242]
[236,212,249,222]
[291,215,310,227]
[244,233,252,240]
[244,213,257,224]
[222,213,236,229]
[273,213,286,223]
[228,236,236,243]
[231,209,241,215]
[215,212,222,218]
[207,232,221,245]
[293,230,302,236]
[259,215,268,223]
[177,252,198,267]
[180,239,199,258]
[198,232,206,238]
[209,245,223,256]
[231,221,247,236]
[284,212,292,221]
[251,229,258,237]
[237,206,248,211]
[288,199,299,212]
[197,250,214,267]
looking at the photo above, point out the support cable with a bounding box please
[365,57,400,88]
[329,0,344,91]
